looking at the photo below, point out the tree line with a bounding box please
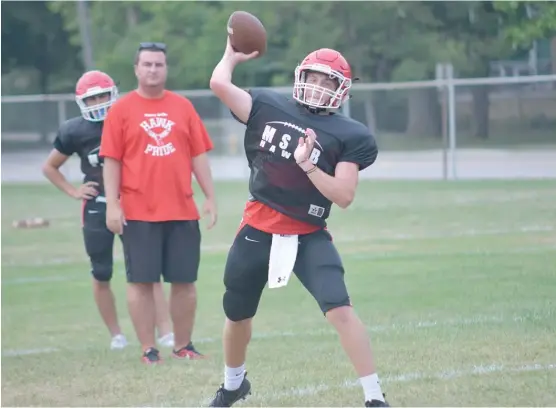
[2,1,555,94]
[1,1,555,139]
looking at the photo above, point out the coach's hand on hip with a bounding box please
[106,199,126,235]
[202,197,218,229]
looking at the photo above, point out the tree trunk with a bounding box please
[406,88,441,138]
[363,96,377,136]
[471,86,489,139]
[38,35,50,144]
[127,4,139,27]
[551,36,556,75]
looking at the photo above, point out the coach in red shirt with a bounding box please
[100,42,216,364]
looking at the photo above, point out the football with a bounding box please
[227,11,267,57]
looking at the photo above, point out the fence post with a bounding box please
[57,100,70,179]
[342,96,351,118]
[77,0,95,70]
[57,100,67,127]
[436,63,449,180]
[446,64,457,180]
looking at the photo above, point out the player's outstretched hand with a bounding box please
[106,201,126,235]
[294,128,317,165]
[223,37,259,65]
[202,197,218,230]
[74,181,99,200]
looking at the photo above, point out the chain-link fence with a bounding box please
[2,75,555,181]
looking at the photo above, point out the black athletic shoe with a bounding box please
[365,395,390,407]
[208,375,251,407]
[141,347,162,364]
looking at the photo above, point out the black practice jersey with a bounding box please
[233,89,378,227]
[53,116,105,195]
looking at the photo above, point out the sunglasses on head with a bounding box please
[138,42,167,52]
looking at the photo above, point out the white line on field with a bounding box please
[3,224,555,267]
[194,312,550,344]
[1,347,59,357]
[349,245,556,260]
[2,243,555,286]
[2,276,75,285]
[3,311,551,358]
[263,362,556,400]
[180,362,555,408]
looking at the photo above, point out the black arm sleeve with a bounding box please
[338,131,378,171]
[52,124,75,156]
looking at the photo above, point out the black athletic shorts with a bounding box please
[223,224,351,316]
[122,220,201,284]
[82,197,118,281]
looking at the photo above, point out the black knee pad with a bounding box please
[314,280,352,315]
[223,288,259,322]
[321,299,352,315]
[91,264,113,282]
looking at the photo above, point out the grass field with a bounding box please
[2,180,556,407]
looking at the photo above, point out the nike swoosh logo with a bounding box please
[245,236,259,243]
[88,210,99,214]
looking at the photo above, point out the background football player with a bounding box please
[42,70,175,350]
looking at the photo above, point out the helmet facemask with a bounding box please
[75,86,118,122]
[293,63,352,110]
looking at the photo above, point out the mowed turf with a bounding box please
[2,180,555,407]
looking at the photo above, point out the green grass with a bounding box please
[2,180,556,407]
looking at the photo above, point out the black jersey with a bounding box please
[234,89,378,227]
[53,116,105,195]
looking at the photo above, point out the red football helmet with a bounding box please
[293,48,352,110]
[75,70,118,122]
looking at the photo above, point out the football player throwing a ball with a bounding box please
[207,38,389,407]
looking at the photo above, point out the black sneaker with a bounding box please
[141,347,162,364]
[208,375,251,407]
[365,395,390,407]
[172,342,207,360]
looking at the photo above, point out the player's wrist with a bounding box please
[222,54,239,68]
[69,189,80,200]
[297,160,316,173]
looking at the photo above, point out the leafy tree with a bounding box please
[1,0,82,144]
[494,2,556,46]
[424,1,519,139]
[494,1,556,74]
[2,0,81,93]
[43,0,543,141]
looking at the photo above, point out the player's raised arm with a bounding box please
[209,37,259,124]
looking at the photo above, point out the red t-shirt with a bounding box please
[99,90,213,221]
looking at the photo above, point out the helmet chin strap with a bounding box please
[295,100,334,116]
[303,91,339,115]
[308,106,334,116]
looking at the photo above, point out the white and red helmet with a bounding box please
[75,70,118,122]
[293,48,352,110]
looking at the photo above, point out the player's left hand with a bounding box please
[202,197,218,230]
[294,128,317,165]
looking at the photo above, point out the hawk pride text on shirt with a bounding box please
[100,91,213,222]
